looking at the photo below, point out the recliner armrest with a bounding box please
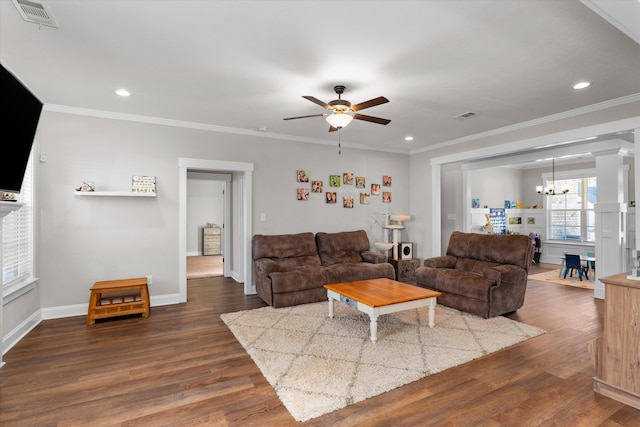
[486,264,525,286]
[254,258,282,278]
[361,251,386,264]
[424,255,457,269]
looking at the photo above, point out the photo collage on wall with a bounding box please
[297,170,391,207]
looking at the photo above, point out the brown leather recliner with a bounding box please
[414,231,534,318]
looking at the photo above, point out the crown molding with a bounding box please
[411,93,640,155]
[42,104,410,155]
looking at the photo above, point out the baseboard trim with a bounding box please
[2,310,41,356]
[3,293,182,357]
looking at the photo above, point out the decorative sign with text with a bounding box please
[132,176,156,193]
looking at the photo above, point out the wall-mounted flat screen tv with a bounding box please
[1,63,43,194]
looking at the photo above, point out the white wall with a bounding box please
[469,167,525,209]
[19,110,410,315]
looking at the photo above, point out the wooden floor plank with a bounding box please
[2,265,639,426]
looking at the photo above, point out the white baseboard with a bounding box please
[3,310,41,356]
[3,293,182,357]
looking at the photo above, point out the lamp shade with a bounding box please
[326,111,354,128]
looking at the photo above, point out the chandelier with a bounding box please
[536,158,569,195]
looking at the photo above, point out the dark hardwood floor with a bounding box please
[2,265,639,426]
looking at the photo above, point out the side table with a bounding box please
[389,258,421,282]
[87,277,150,325]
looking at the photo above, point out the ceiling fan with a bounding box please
[283,85,390,131]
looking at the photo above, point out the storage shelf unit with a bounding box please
[203,226,221,255]
[74,191,156,198]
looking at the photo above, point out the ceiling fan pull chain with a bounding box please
[338,129,342,155]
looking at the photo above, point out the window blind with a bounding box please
[2,152,34,288]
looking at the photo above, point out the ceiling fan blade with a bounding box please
[351,96,389,111]
[283,113,327,120]
[302,96,330,109]
[353,113,391,125]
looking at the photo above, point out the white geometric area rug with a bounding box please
[221,301,545,422]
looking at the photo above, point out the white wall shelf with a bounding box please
[0,200,24,214]
[74,191,156,198]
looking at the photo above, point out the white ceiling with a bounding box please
[1,0,639,155]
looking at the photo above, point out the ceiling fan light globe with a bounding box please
[326,111,354,128]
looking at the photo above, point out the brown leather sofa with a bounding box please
[414,231,534,318]
[252,230,395,308]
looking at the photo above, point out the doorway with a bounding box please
[186,172,229,279]
[178,158,254,303]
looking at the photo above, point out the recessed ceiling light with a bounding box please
[573,81,591,90]
[115,89,130,97]
[404,136,414,142]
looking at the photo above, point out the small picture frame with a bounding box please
[343,173,354,185]
[371,183,380,195]
[311,181,323,193]
[132,175,156,193]
[527,217,535,225]
[325,192,337,204]
[472,198,480,208]
[355,176,366,188]
[343,196,354,208]
[508,217,522,225]
[382,191,392,203]
[382,175,392,186]
[329,175,341,187]
[297,188,309,201]
[297,170,309,183]
[360,193,370,204]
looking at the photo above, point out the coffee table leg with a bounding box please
[328,296,334,319]
[369,314,378,342]
[428,298,437,328]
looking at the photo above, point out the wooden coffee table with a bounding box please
[324,278,441,342]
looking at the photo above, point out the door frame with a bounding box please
[178,158,254,302]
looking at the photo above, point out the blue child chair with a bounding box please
[563,254,589,281]
[587,251,595,273]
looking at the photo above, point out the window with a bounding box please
[2,151,34,295]
[547,174,596,242]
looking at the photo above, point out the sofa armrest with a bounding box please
[361,251,386,264]
[254,258,282,277]
[487,264,526,285]
[424,255,457,269]
[253,258,283,307]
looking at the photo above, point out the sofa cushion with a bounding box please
[269,266,330,293]
[432,269,495,301]
[316,230,370,266]
[324,262,395,284]
[446,231,533,270]
[252,232,321,266]
[454,258,501,275]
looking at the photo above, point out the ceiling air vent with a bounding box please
[11,0,59,28]
[452,111,478,120]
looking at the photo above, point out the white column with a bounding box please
[635,128,640,278]
[593,151,626,299]
[431,164,442,256]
